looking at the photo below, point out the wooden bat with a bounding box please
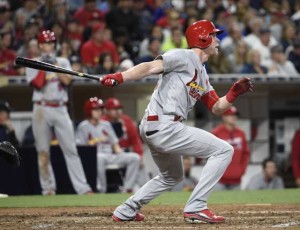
[15,56,101,81]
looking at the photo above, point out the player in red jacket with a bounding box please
[211,106,250,190]
[101,97,149,187]
[291,129,300,187]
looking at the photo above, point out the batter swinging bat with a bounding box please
[15,56,100,81]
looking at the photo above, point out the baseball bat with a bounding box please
[15,56,100,81]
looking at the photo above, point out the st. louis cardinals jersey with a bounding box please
[75,120,119,153]
[26,57,71,102]
[146,49,214,120]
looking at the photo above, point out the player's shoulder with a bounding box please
[164,48,190,57]
[100,120,113,128]
[77,120,90,129]
[56,57,70,64]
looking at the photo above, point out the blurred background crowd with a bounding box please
[0,0,300,195]
[1,0,300,77]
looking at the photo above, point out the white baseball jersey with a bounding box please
[146,49,214,120]
[76,120,119,153]
[26,57,71,102]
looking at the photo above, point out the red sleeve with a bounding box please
[124,116,143,156]
[240,132,250,174]
[201,90,220,112]
[292,130,300,179]
[80,42,94,66]
[30,70,46,89]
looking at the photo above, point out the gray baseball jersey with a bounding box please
[113,48,234,220]
[76,120,119,153]
[75,119,140,193]
[26,57,71,102]
[146,49,214,120]
[26,56,91,195]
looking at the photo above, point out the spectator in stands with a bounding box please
[241,49,268,75]
[0,100,19,147]
[76,97,140,193]
[246,158,284,190]
[58,41,73,59]
[135,37,162,64]
[102,97,149,187]
[268,45,298,76]
[292,129,300,188]
[252,27,278,68]
[132,0,153,39]
[14,0,39,31]
[212,106,250,190]
[69,55,84,73]
[288,39,300,73]
[80,23,119,73]
[161,26,187,52]
[244,17,277,50]
[280,22,296,52]
[114,27,137,61]
[65,18,83,54]
[95,52,115,75]
[0,30,17,76]
[105,0,141,41]
[221,22,244,56]
[0,1,14,35]
[74,0,104,27]
[171,157,198,192]
[139,25,164,58]
[207,49,232,74]
[228,40,250,73]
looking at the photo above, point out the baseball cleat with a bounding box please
[112,213,145,222]
[183,209,225,224]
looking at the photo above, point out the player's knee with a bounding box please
[38,152,49,168]
[224,143,234,159]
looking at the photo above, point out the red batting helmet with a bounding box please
[104,97,122,110]
[223,106,239,116]
[84,97,104,117]
[185,20,223,49]
[37,30,56,43]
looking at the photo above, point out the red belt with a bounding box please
[36,101,67,107]
[147,115,182,122]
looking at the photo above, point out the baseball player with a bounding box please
[75,97,140,193]
[100,20,253,223]
[26,30,92,195]
[101,97,149,187]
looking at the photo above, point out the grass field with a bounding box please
[0,188,299,208]
[1,189,300,229]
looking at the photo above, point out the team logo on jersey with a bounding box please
[186,69,206,100]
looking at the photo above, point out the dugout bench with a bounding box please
[0,146,124,195]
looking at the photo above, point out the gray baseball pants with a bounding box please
[113,117,233,219]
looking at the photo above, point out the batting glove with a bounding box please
[226,77,253,103]
[100,72,124,87]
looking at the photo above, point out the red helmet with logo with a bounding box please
[185,20,223,49]
[37,30,56,44]
[104,97,122,110]
[84,97,104,117]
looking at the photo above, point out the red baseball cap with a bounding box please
[92,22,105,33]
[105,97,122,110]
[223,106,239,116]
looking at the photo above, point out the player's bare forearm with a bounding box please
[212,96,232,116]
[113,143,122,154]
[122,60,163,82]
